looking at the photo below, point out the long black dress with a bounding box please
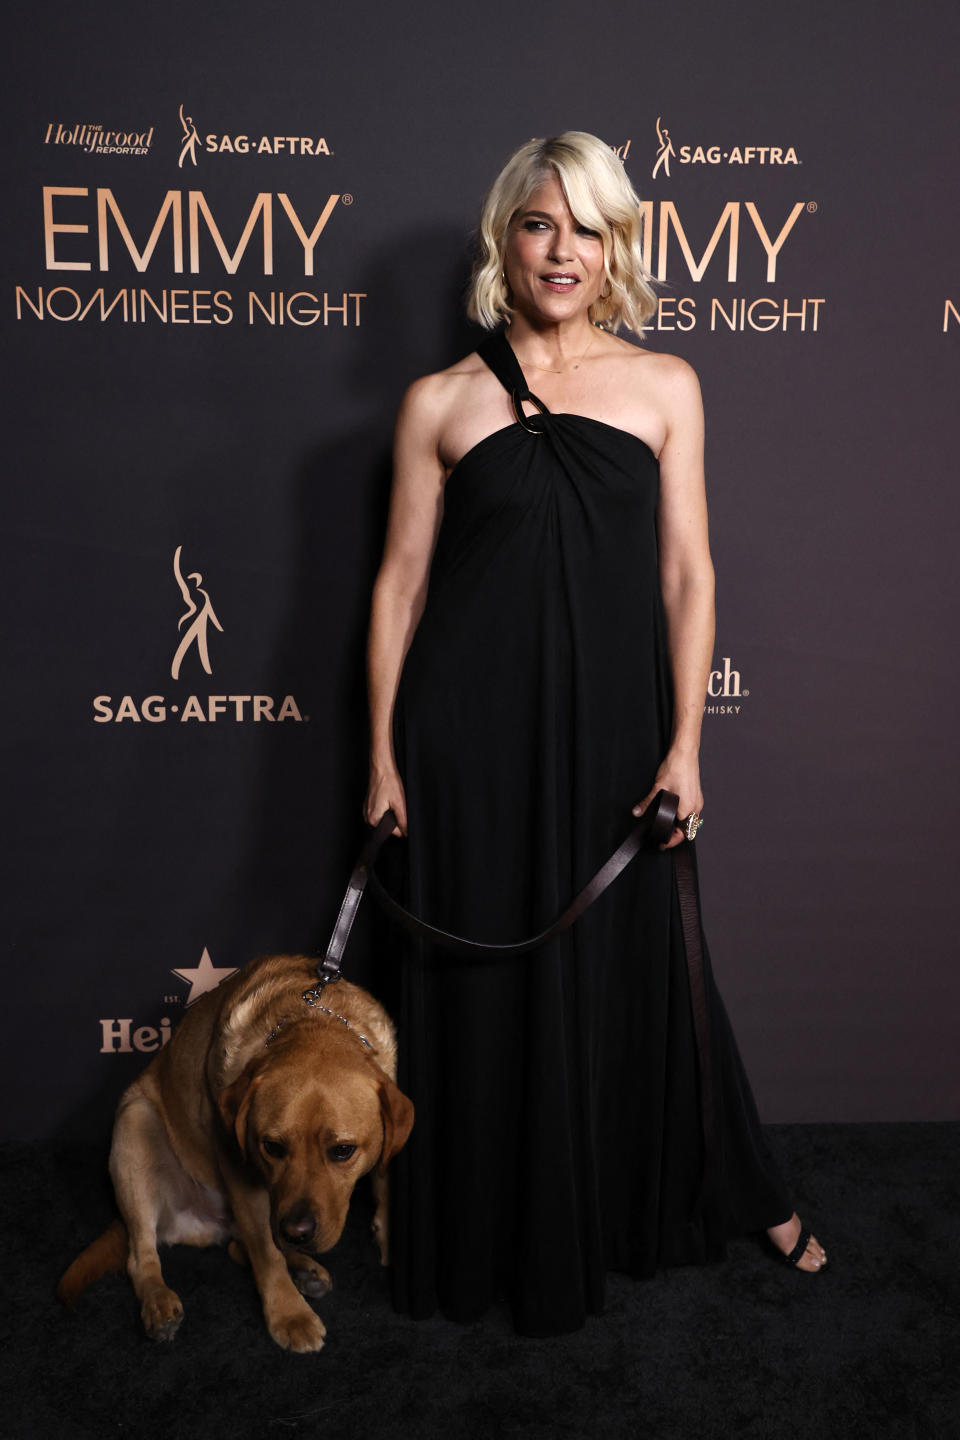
[388,329,792,1337]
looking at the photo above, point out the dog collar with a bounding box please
[264,996,372,1052]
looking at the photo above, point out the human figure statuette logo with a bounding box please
[652,116,675,179]
[178,104,200,168]
[171,546,223,680]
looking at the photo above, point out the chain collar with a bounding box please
[263,982,372,1052]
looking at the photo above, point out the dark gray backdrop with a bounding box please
[3,0,957,1139]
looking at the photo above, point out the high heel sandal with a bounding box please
[772,1221,828,1270]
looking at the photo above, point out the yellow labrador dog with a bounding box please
[57,954,414,1352]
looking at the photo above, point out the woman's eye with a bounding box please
[522,220,548,231]
[328,1143,356,1163]
[578,227,601,238]
[262,1138,286,1159]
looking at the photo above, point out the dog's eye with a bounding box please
[262,1138,286,1159]
[328,1144,356,1163]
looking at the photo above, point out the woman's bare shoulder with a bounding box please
[397,348,492,427]
[587,334,702,450]
[608,334,701,386]
[618,343,703,426]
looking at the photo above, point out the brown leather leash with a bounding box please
[312,787,718,1213]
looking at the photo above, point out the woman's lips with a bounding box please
[541,273,579,293]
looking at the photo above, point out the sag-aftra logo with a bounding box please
[92,545,306,725]
[177,103,332,166]
[651,116,800,179]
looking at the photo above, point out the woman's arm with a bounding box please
[365,376,447,835]
[634,356,715,849]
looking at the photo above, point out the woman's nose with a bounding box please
[548,231,575,262]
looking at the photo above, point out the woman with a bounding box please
[365,132,826,1336]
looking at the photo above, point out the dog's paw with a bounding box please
[287,1254,333,1298]
[267,1302,327,1353]
[141,1285,184,1342]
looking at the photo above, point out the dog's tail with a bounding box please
[56,1218,128,1307]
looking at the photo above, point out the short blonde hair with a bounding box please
[467,131,657,336]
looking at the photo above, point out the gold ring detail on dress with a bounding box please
[682,812,703,841]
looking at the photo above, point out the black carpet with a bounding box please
[4,1123,958,1440]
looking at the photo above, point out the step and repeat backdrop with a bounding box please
[3,0,957,1138]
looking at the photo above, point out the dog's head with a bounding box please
[216,1020,414,1254]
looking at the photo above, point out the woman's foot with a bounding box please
[766,1212,827,1271]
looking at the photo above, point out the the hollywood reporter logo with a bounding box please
[45,120,153,157]
[92,546,305,724]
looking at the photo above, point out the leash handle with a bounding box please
[318,790,679,977]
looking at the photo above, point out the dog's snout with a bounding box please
[280,1206,317,1246]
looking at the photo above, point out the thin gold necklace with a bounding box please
[523,327,598,375]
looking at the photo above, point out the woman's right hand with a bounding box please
[364,766,408,838]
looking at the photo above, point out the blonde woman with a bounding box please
[365,132,826,1336]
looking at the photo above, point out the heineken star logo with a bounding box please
[172,946,238,1006]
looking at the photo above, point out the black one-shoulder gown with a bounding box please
[388,330,792,1336]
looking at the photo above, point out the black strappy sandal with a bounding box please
[775,1221,828,1270]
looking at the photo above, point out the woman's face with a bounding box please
[502,172,606,327]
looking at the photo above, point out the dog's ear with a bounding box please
[377,1077,415,1174]
[217,1067,262,1155]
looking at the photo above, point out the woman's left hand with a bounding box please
[632,748,704,850]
